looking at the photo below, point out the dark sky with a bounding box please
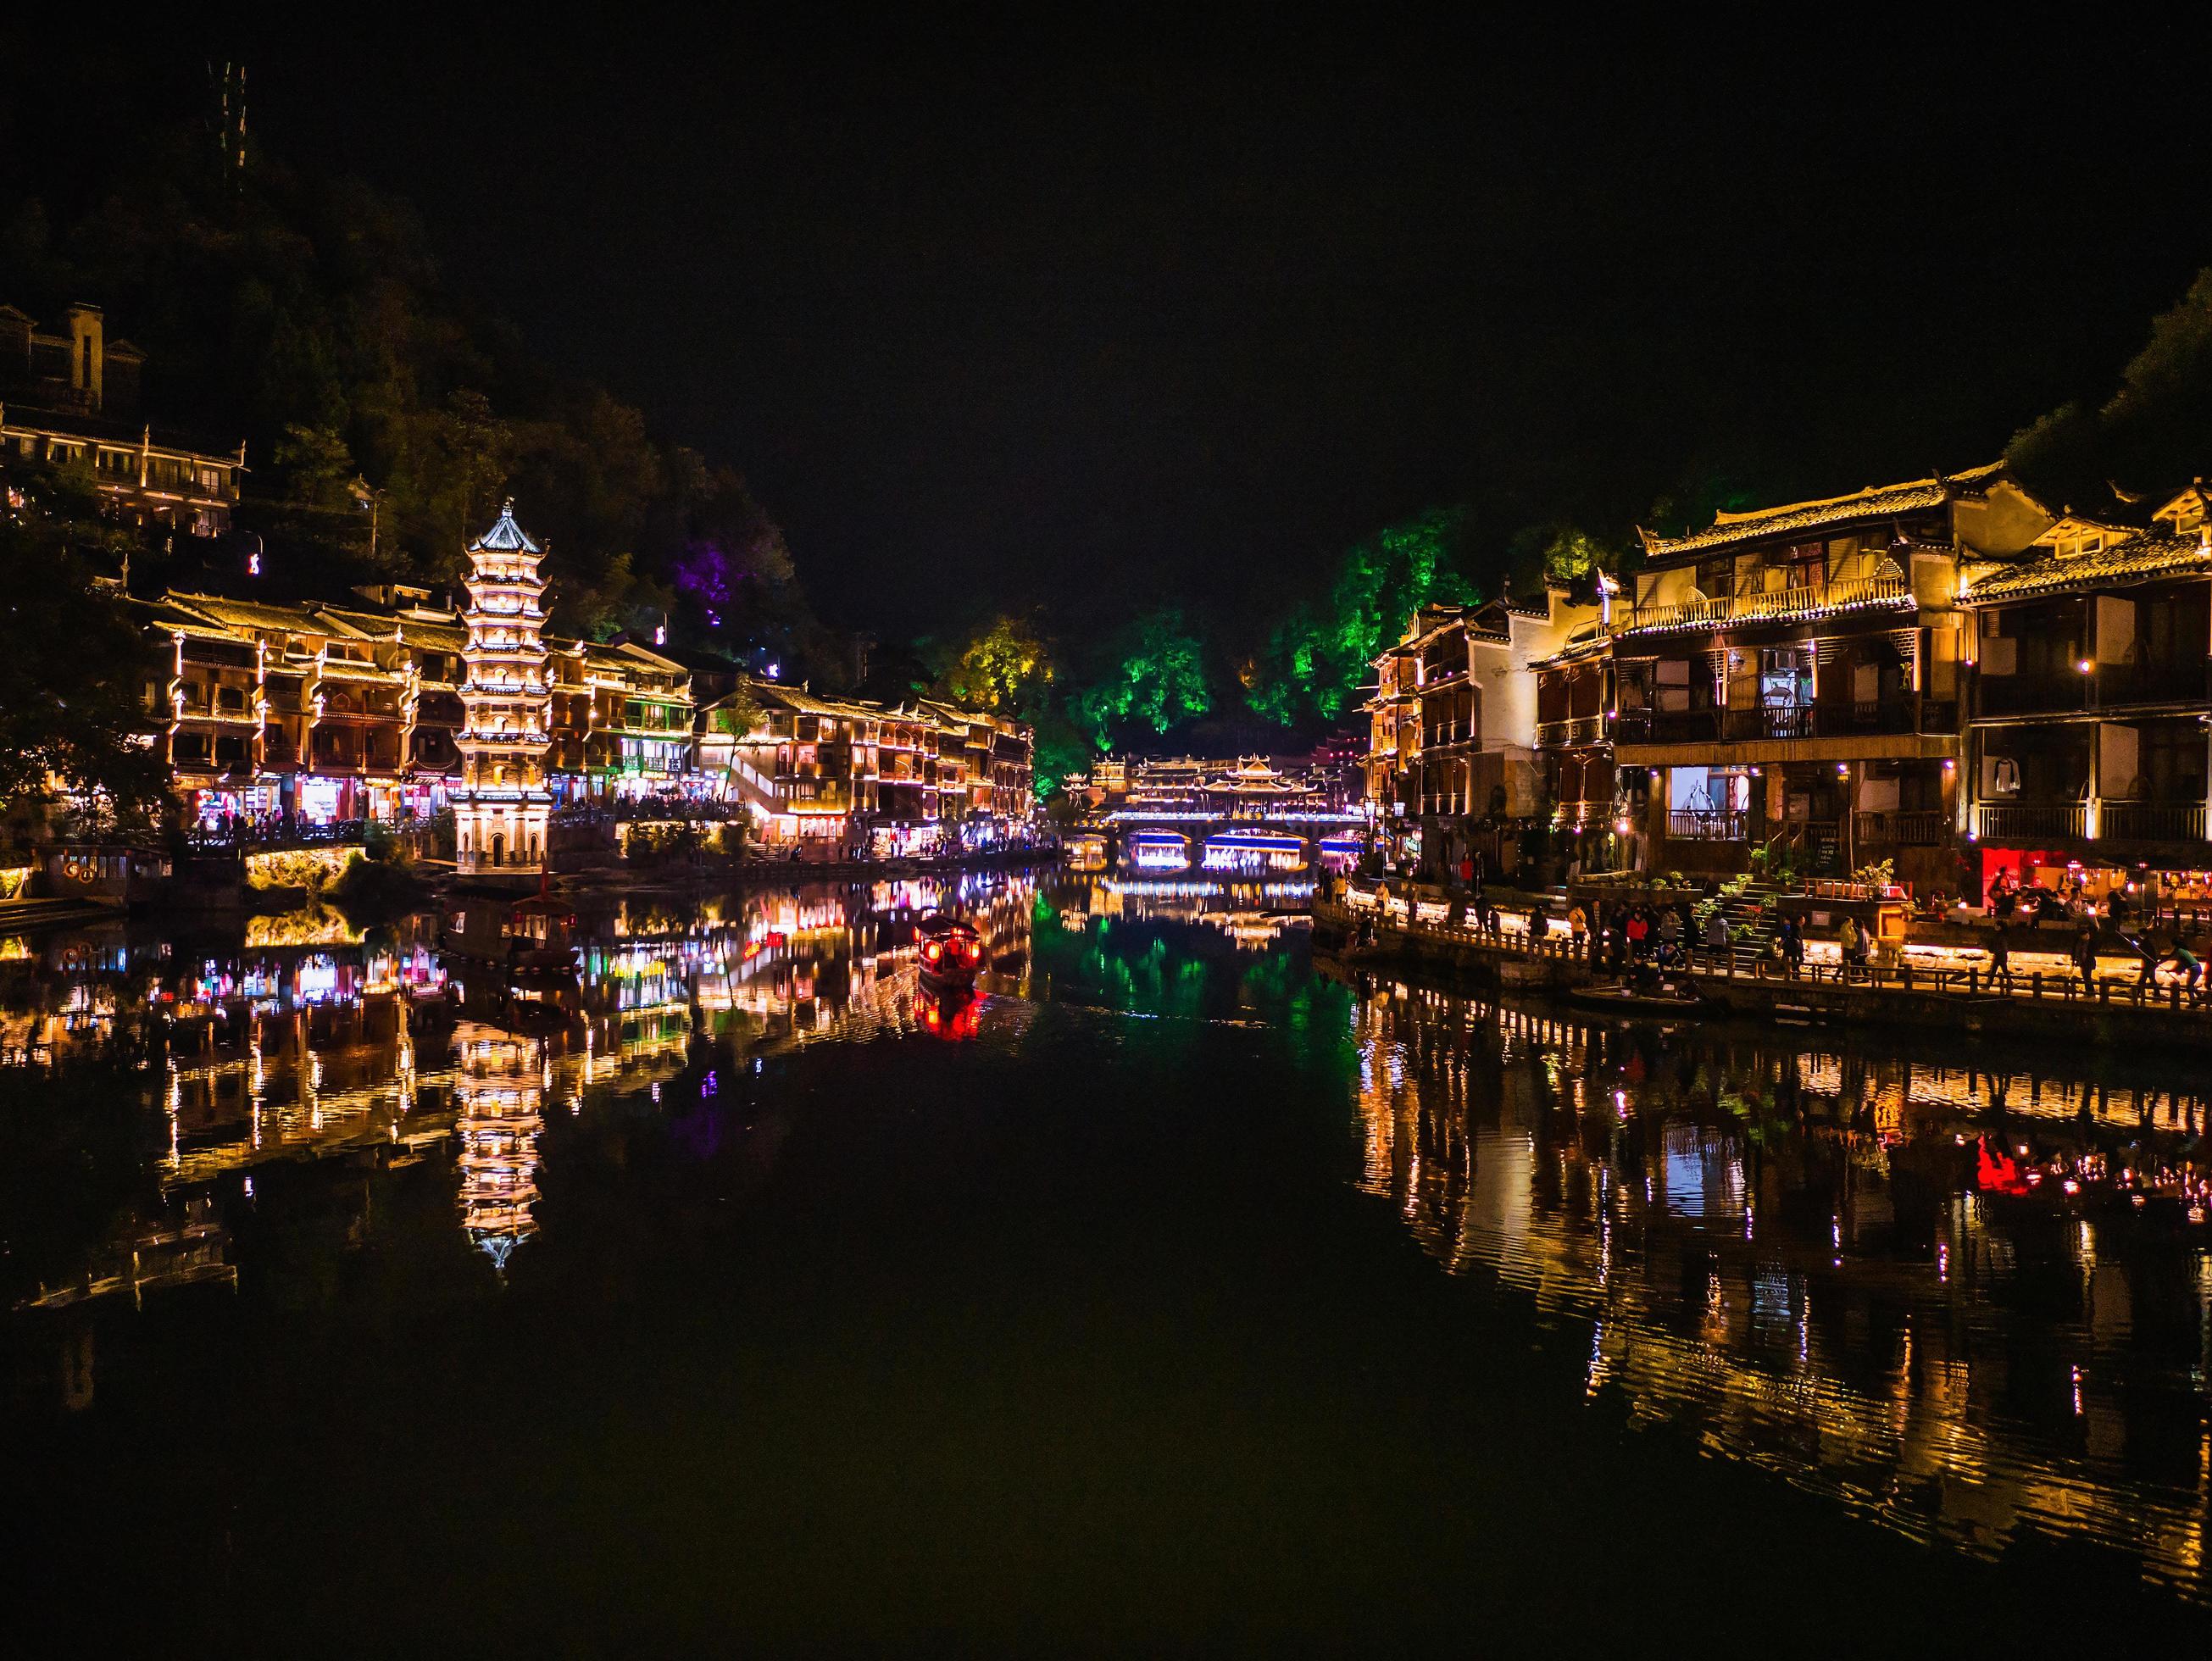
[30,16,2212,640]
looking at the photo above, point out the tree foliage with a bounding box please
[0,102,827,670]
[0,491,165,824]
[936,614,1056,717]
[1071,610,1211,751]
[1247,508,1476,725]
[2009,267,2212,509]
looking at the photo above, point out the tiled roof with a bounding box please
[755,682,880,721]
[133,597,253,646]
[170,592,375,638]
[469,501,541,554]
[1528,631,1615,671]
[1642,463,2004,561]
[1960,529,2212,602]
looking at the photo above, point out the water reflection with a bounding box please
[8,875,2211,1616]
[0,872,1044,1317]
[1349,977,2212,1600]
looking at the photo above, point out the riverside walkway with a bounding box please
[1319,878,2212,1051]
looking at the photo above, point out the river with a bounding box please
[2,873,2207,1651]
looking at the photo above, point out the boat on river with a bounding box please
[916,913,985,992]
[1568,980,1711,1014]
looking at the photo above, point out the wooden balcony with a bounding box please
[1974,798,2208,844]
[2098,800,2208,842]
[1977,664,2210,719]
[1852,809,1948,846]
[1973,803,2085,841]
[1614,572,1911,636]
[1534,714,1607,749]
[1666,809,1746,842]
[1618,700,1956,746]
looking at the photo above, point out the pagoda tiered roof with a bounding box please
[468,499,542,555]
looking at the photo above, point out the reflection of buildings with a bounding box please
[158,945,453,1186]
[1096,877,1314,950]
[452,1022,550,1267]
[6,880,1044,1303]
[1351,984,2212,1602]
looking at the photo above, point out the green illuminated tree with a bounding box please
[1072,609,1210,750]
[1248,508,1476,725]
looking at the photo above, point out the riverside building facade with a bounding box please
[1364,579,1604,882]
[1369,462,2212,908]
[0,301,246,538]
[694,685,1037,859]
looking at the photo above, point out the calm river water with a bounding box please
[3,872,2209,1651]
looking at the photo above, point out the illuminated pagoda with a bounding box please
[452,1021,547,1269]
[454,501,553,875]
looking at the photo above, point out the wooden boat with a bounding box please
[915,912,984,992]
[1568,980,1710,1014]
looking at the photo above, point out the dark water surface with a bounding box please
[3,874,2209,1652]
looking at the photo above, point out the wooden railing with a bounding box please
[1615,573,1911,636]
[1619,699,1955,746]
[1978,664,2209,718]
[1334,880,2212,1014]
[1973,803,2086,841]
[2098,800,2208,842]
[1665,809,1746,842]
[1853,809,1948,846]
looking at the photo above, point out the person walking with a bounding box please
[1701,908,1731,964]
[1838,915,1865,975]
[2070,925,2099,992]
[1567,901,1589,957]
[1987,920,2012,988]
[1780,915,1804,979]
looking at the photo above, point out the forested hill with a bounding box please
[0,69,831,675]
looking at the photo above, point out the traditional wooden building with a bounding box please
[1365,580,1604,880]
[1957,486,2212,893]
[1531,464,2053,886]
[0,301,245,537]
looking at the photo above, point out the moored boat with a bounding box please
[1568,980,1710,1014]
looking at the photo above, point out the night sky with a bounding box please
[25,18,2212,638]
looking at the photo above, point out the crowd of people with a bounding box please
[186,810,372,847]
[1339,865,2211,997]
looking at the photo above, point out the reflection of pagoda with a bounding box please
[453,1020,547,1269]
[454,501,553,877]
